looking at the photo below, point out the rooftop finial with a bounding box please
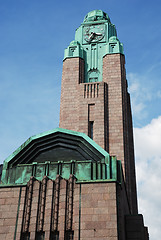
[83,10,111,23]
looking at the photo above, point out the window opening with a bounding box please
[65,230,74,240]
[89,121,94,140]
[21,232,30,240]
[35,231,45,240]
[50,231,59,240]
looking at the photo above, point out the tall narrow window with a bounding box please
[21,232,30,240]
[89,121,94,140]
[65,230,74,240]
[35,232,45,240]
[50,231,59,240]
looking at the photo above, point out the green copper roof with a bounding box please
[0,128,123,186]
[2,128,109,165]
[1,128,113,184]
[64,10,124,83]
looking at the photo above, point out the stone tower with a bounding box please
[59,10,137,215]
[0,10,149,240]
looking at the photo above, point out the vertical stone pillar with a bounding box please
[73,183,80,240]
[103,54,125,167]
[59,58,84,131]
[58,178,67,240]
[15,187,26,240]
[29,179,40,240]
[37,177,47,233]
[103,53,138,214]
[50,175,61,239]
[44,179,54,240]
[20,177,35,239]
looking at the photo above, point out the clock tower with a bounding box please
[64,10,123,83]
[60,10,137,214]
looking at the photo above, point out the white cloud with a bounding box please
[128,73,161,123]
[129,80,140,93]
[134,116,161,240]
[127,73,152,121]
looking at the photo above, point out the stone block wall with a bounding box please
[0,186,26,240]
[0,177,120,240]
[80,182,118,240]
[59,58,84,132]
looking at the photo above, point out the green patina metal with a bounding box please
[0,128,122,186]
[0,158,121,185]
[2,128,109,165]
[64,10,123,82]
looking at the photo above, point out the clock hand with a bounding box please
[87,32,103,42]
[95,32,102,36]
[89,32,102,39]
[88,32,95,40]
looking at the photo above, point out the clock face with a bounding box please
[83,24,105,43]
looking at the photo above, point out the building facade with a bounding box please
[0,10,148,240]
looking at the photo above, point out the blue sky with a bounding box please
[0,1,161,239]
